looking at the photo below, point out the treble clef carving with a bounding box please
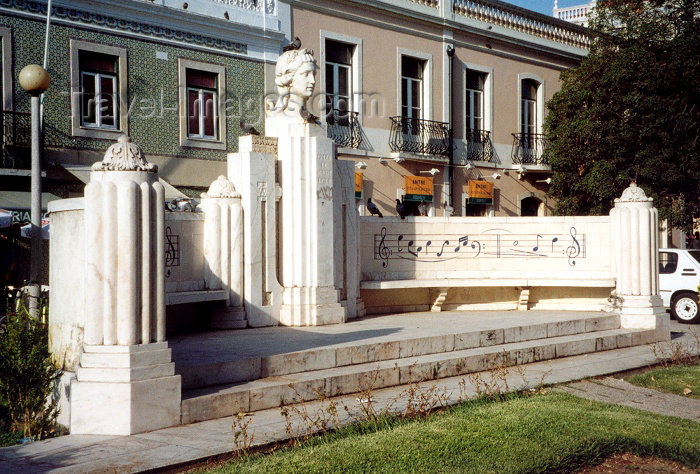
[565,227,581,266]
[165,226,179,267]
[377,227,392,268]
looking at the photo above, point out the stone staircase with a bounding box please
[177,313,658,425]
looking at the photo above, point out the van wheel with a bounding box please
[671,292,699,324]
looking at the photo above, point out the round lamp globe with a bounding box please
[19,64,50,95]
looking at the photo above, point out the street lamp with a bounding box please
[19,64,50,319]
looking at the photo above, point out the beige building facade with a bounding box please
[282,0,589,218]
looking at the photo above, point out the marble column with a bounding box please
[200,176,246,329]
[609,182,669,342]
[71,135,181,435]
[266,117,346,326]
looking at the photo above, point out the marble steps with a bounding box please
[176,314,621,390]
[180,325,656,425]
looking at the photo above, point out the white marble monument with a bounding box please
[70,136,181,435]
[610,182,670,341]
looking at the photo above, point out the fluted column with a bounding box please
[201,176,246,329]
[72,135,180,436]
[610,183,669,341]
[83,135,165,346]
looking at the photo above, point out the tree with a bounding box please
[545,0,700,229]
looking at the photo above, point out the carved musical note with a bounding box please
[407,240,418,257]
[565,227,581,266]
[437,240,450,257]
[377,227,391,267]
[397,234,404,253]
[425,240,432,255]
[533,234,542,252]
[551,237,559,251]
[454,235,469,252]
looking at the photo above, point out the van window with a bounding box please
[689,250,700,265]
[659,252,678,274]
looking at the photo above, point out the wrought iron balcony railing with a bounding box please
[1,111,31,169]
[511,133,548,165]
[464,129,494,162]
[326,109,361,149]
[389,116,451,157]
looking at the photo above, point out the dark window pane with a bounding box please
[79,50,117,73]
[203,92,216,137]
[522,79,538,100]
[81,73,96,125]
[186,69,217,89]
[188,90,200,136]
[326,39,353,65]
[401,56,423,79]
[325,64,334,95]
[100,76,116,126]
[338,66,349,97]
[466,70,485,91]
[401,78,408,104]
[659,252,678,274]
[411,80,420,109]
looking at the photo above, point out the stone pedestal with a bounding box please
[228,135,283,327]
[610,183,670,341]
[266,117,346,326]
[200,176,246,329]
[70,136,181,435]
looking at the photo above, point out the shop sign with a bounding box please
[468,180,494,205]
[404,176,433,202]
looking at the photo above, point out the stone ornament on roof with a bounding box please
[93,135,157,172]
[616,182,653,203]
[201,175,241,199]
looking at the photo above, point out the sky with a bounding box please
[502,0,588,16]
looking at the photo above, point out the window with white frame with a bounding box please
[325,39,353,117]
[70,40,127,139]
[178,58,226,150]
[79,50,119,130]
[401,56,425,120]
[465,69,486,133]
[186,69,218,140]
[520,78,539,137]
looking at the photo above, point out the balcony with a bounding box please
[389,116,451,157]
[464,129,495,163]
[1,111,31,170]
[326,109,361,149]
[511,133,548,165]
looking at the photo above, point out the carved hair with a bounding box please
[270,48,316,112]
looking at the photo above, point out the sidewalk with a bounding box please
[1,321,697,474]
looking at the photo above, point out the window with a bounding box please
[659,252,678,274]
[325,39,353,116]
[520,79,538,137]
[186,69,218,139]
[465,69,486,133]
[70,40,127,139]
[79,51,118,129]
[401,56,424,120]
[178,58,226,150]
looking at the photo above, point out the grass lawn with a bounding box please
[202,392,700,473]
[628,363,700,399]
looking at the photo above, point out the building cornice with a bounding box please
[0,0,286,61]
[290,0,587,61]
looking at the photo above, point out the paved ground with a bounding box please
[0,318,697,473]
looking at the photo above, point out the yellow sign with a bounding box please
[354,172,363,199]
[467,180,494,204]
[404,176,433,202]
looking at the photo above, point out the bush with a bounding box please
[0,306,61,440]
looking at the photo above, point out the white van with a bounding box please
[658,249,700,324]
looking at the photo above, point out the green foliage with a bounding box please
[0,306,61,440]
[545,0,700,229]
[203,393,700,473]
[628,363,700,399]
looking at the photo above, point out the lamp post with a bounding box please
[19,64,50,319]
